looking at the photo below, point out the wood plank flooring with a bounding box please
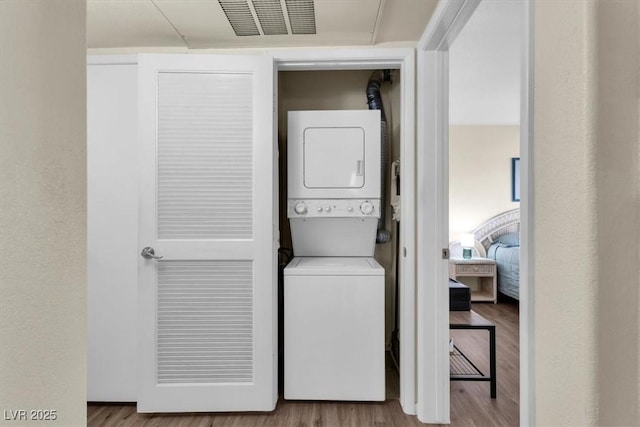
[449,300,520,426]
[88,300,519,427]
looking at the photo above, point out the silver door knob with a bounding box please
[140,246,163,260]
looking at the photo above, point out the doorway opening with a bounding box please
[275,69,403,399]
[447,0,522,423]
[416,0,533,423]
[272,48,416,414]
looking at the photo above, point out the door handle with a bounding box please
[140,246,163,260]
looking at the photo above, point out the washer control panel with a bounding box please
[288,199,381,218]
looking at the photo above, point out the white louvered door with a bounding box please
[137,54,277,413]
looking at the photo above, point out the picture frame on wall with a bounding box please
[511,157,520,202]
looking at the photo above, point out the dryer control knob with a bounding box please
[294,202,307,215]
[347,206,354,213]
[360,201,374,215]
[324,206,331,213]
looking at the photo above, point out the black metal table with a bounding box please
[449,310,497,398]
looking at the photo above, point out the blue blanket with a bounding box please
[488,243,520,300]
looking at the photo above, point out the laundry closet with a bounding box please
[87,55,407,413]
[278,70,402,401]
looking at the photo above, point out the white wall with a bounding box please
[448,125,519,242]
[449,0,521,126]
[534,0,640,425]
[0,1,87,425]
[87,62,138,401]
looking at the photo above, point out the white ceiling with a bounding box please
[87,0,438,49]
[449,0,522,125]
[87,0,520,126]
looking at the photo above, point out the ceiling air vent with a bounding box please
[252,0,288,35]
[285,0,316,35]
[218,0,260,36]
[219,0,316,36]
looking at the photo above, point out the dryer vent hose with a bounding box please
[366,70,393,244]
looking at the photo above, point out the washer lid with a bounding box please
[284,257,384,276]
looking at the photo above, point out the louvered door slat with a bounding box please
[157,261,253,384]
[157,72,253,240]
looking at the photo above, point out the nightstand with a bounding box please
[448,258,497,303]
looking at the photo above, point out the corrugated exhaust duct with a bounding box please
[366,70,393,244]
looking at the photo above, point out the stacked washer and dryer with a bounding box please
[284,110,385,401]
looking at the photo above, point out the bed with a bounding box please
[451,209,520,300]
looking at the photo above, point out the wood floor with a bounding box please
[88,301,519,427]
[449,300,520,426]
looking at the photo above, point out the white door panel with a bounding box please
[138,54,276,412]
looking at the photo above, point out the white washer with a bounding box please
[284,257,385,401]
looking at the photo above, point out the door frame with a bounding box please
[416,0,534,424]
[270,47,417,415]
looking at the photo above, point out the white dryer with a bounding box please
[288,110,381,200]
[287,110,381,257]
[284,257,385,401]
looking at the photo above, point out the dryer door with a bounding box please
[288,110,380,199]
[304,127,364,189]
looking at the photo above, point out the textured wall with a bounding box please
[535,0,640,425]
[0,1,87,426]
[534,1,599,425]
[595,0,640,424]
[449,125,520,242]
